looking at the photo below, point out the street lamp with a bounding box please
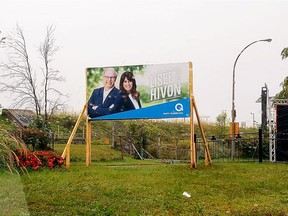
[231,38,272,160]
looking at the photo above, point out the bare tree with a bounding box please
[0,24,65,121]
[0,24,41,115]
[39,25,65,121]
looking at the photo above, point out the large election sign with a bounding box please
[86,62,191,120]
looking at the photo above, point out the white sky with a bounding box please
[1,0,288,126]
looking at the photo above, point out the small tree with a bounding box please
[275,76,288,99]
[22,116,52,151]
[39,25,65,121]
[0,25,41,115]
[276,48,288,99]
[215,110,228,134]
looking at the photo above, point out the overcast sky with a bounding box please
[1,0,288,126]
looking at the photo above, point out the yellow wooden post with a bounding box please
[66,141,71,167]
[189,62,196,169]
[192,98,212,165]
[86,119,91,166]
[61,104,87,168]
[85,68,92,166]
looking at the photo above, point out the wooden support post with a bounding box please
[188,61,212,168]
[192,97,212,165]
[86,119,92,166]
[189,62,196,169]
[61,104,87,168]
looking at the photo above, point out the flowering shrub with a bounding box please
[16,149,64,171]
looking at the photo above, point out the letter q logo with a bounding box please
[175,103,184,112]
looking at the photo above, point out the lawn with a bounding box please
[1,144,288,215]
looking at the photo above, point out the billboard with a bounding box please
[86,62,191,120]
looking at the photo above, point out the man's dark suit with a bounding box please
[88,87,120,118]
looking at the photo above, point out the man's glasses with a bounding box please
[104,76,116,80]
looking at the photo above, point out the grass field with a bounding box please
[1,144,288,215]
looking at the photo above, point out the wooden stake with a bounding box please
[192,97,212,165]
[61,104,87,168]
[86,118,91,166]
[189,62,196,169]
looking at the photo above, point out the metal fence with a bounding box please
[112,131,271,163]
[54,125,282,163]
[195,132,270,163]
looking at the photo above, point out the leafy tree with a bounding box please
[276,48,288,99]
[215,110,228,134]
[127,122,146,149]
[86,65,145,98]
[0,24,65,122]
[275,76,288,99]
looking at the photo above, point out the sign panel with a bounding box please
[86,62,191,120]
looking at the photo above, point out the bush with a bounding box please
[16,150,64,171]
[0,129,27,173]
[50,113,78,130]
[22,116,53,150]
[22,128,51,150]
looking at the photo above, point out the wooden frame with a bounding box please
[189,62,212,168]
[62,62,212,168]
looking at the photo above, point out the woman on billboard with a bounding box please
[118,71,142,112]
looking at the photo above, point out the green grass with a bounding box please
[53,144,125,162]
[20,163,288,215]
[0,115,16,131]
[2,145,288,215]
[0,172,29,215]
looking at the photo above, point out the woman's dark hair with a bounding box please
[119,71,140,99]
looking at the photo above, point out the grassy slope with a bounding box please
[16,148,288,215]
[1,115,283,215]
[53,144,125,162]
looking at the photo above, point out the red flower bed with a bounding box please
[16,149,64,171]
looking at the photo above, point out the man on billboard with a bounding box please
[88,68,120,118]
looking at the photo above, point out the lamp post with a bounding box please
[231,38,272,160]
